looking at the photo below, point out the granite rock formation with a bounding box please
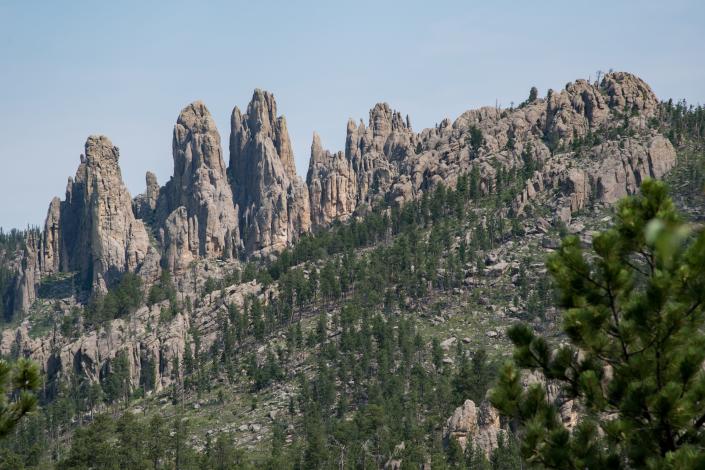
[133,171,160,222]
[0,72,687,440]
[443,399,503,457]
[159,102,241,272]
[33,136,152,293]
[306,132,358,228]
[9,72,677,317]
[306,103,416,224]
[308,72,674,229]
[0,279,265,394]
[512,133,676,223]
[229,90,310,257]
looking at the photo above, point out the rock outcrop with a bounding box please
[306,102,416,224]
[444,399,503,457]
[0,278,264,394]
[348,104,415,207]
[512,133,676,222]
[12,231,42,316]
[162,206,196,275]
[306,72,673,231]
[33,136,152,293]
[159,102,241,271]
[133,171,160,222]
[229,90,310,257]
[306,132,358,228]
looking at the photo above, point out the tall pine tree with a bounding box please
[491,180,705,468]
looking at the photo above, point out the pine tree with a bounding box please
[116,412,149,469]
[147,414,166,470]
[468,126,485,156]
[468,165,480,201]
[527,86,538,104]
[466,442,491,469]
[491,180,705,468]
[446,436,465,468]
[0,358,39,438]
[102,351,130,404]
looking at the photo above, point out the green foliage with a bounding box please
[57,415,120,470]
[102,351,131,404]
[84,272,143,327]
[505,128,516,151]
[491,180,705,468]
[202,276,219,297]
[468,126,485,155]
[0,358,40,439]
[453,348,495,406]
[490,432,522,470]
[148,270,177,307]
[201,432,244,469]
[658,99,705,145]
[246,350,283,391]
[528,86,538,104]
[57,412,199,470]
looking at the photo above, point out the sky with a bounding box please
[0,0,703,230]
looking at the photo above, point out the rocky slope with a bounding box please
[1,276,265,394]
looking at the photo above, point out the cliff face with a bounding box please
[512,134,676,224]
[1,278,265,394]
[158,102,241,273]
[133,171,160,222]
[25,136,153,294]
[306,132,358,228]
[229,90,311,258]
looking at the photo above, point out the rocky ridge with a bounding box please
[16,72,676,303]
[443,399,503,457]
[1,72,679,403]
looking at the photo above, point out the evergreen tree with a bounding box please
[466,443,491,470]
[490,432,521,470]
[527,86,538,104]
[446,436,465,468]
[58,415,119,470]
[0,358,39,439]
[491,181,705,468]
[102,351,130,404]
[147,414,167,470]
[116,412,149,469]
[468,126,485,155]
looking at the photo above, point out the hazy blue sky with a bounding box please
[1,0,703,230]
